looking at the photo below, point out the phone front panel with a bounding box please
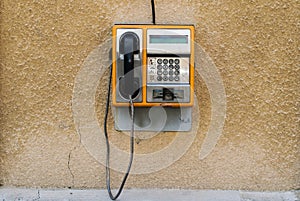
[112,24,194,107]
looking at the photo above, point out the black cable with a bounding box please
[104,64,135,200]
[151,0,156,24]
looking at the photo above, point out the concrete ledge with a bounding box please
[0,188,298,201]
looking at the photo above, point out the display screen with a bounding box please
[150,35,188,44]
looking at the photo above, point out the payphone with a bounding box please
[104,24,194,200]
[112,24,195,131]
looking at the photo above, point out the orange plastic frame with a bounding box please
[112,24,194,107]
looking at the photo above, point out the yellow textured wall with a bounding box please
[0,0,299,190]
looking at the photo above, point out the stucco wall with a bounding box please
[0,0,299,190]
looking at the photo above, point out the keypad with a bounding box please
[147,57,189,84]
[155,58,181,82]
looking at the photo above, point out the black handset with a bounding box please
[119,32,140,99]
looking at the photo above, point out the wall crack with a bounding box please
[68,125,82,188]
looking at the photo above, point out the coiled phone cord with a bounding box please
[104,64,135,200]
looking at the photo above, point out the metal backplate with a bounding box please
[114,107,192,131]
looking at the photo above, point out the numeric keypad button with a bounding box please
[175,59,180,64]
